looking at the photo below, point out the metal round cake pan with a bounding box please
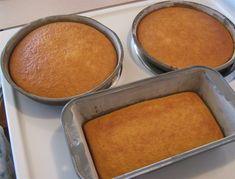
[1,15,123,105]
[131,1,235,74]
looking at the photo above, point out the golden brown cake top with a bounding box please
[9,22,117,98]
[137,6,234,68]
[84,92,223,179]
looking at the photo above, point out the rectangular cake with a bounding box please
[83,92,223,179]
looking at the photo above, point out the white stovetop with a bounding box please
[1,0,235,179]
[0,0,137,30]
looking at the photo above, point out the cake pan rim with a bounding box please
[62,66,232,109]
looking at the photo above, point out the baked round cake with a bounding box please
[137,6,234,68]
[9,22,117,98]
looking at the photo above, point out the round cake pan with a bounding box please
[131,1,235,74]
[1,15,123,105]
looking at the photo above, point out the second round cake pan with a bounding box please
[131,1,235,74]
[1,15,123,105]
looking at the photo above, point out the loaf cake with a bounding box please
[137,6,234,68]
[83,92,223,179]
[9,22,117,98]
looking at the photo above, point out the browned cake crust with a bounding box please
[137,6,234,68]
[83,92,223,179]
[9,22,117,98]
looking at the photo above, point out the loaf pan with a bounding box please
[61,66,235,178]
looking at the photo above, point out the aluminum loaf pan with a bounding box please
[61,66,235,178]
[132,1,235,74]
[1,15,123,105]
